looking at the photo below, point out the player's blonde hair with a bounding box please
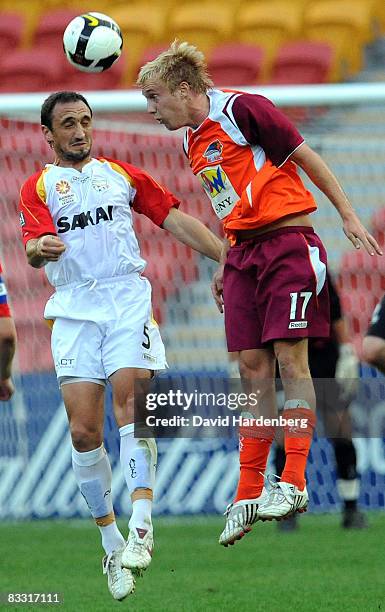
[137,40,213,94]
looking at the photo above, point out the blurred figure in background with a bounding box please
[275,272,367,530]
[362,295,385,374]
[0,262,16,401]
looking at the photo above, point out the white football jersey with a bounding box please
[19,157,179,288]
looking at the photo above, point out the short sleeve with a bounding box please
[231,93,304,167]
[19,172,56,246]
[108,159,180,226]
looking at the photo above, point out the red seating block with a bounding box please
[269,41,333,84]
[208,43,264,86]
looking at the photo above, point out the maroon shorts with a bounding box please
[223,226,330,351]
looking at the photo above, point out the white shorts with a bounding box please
[46,273,167,380]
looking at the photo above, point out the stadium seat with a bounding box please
[31,9,78,49]
[135,44,168,76]
[269,41,333,84]
[167,3,234,56]
[0,49,64,92]
[109,5,166,85]
[303,1,375,79]
[0,12,24,55]
[235,1,303,78]
[207,43,264,86]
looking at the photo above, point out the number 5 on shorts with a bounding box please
[142,324,151,349]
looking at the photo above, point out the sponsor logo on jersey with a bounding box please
[199,166,227,197]
[198,165,239,219]
[288,321,308,329]
[203,140,223,163]
[55,180,71,195]
[57,205,114,233]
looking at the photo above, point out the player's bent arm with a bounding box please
[291,143,354,219]
[162,207,222,262]
[26,235,66,268]
[291,143,382,256]
[0,317,16,401]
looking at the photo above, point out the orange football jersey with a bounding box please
[183,89,317,242]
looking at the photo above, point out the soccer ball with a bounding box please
[63,12,123,73]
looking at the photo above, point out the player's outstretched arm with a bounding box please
[291,143,382,256]
[162,207,222,262]
[26,235,66,268]
[0,317,16,401]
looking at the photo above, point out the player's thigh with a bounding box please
[51,318,105,379]
[109,367,152,427]
[257,230,329,345]
[61,380,105,448]
[223,250,261,351]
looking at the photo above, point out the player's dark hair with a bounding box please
[41,91,93,130]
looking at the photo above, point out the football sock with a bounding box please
[332,439,359,511]
[72,444,125,555]
[281,401,316,490]
[234,424,275,502]
[119,423,157,529]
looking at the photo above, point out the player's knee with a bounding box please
[70,423,103,451]
[238,355,273,379]
[362,336,385,368]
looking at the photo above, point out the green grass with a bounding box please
[1,514,384,611]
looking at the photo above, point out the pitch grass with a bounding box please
[1,514,384,612]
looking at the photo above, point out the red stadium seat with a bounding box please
[0,49,64,92]
[269,41,333,84]
[137,44,168,70]
[31,9,78,50]
[207,43,264,86]
[0,13,24,55]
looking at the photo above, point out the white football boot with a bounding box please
[102,549,135,601]
[122,525,154,576]
[219,488,268,547]
[257,481,308,520]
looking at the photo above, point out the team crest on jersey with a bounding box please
[91,177,110,193]
[55,180,71,195]
[203,140,223,163]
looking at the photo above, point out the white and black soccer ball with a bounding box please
[63,12,123,73]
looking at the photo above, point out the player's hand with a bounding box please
[211,264,224,313]
[343,213,383,256]
[335,343,359,400]
[36,235,66,261]
[0,378,15,401]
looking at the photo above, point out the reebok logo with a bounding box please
[288,321,308,329]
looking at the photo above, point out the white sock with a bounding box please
[119,424,157,529]
[72,445,125,554]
